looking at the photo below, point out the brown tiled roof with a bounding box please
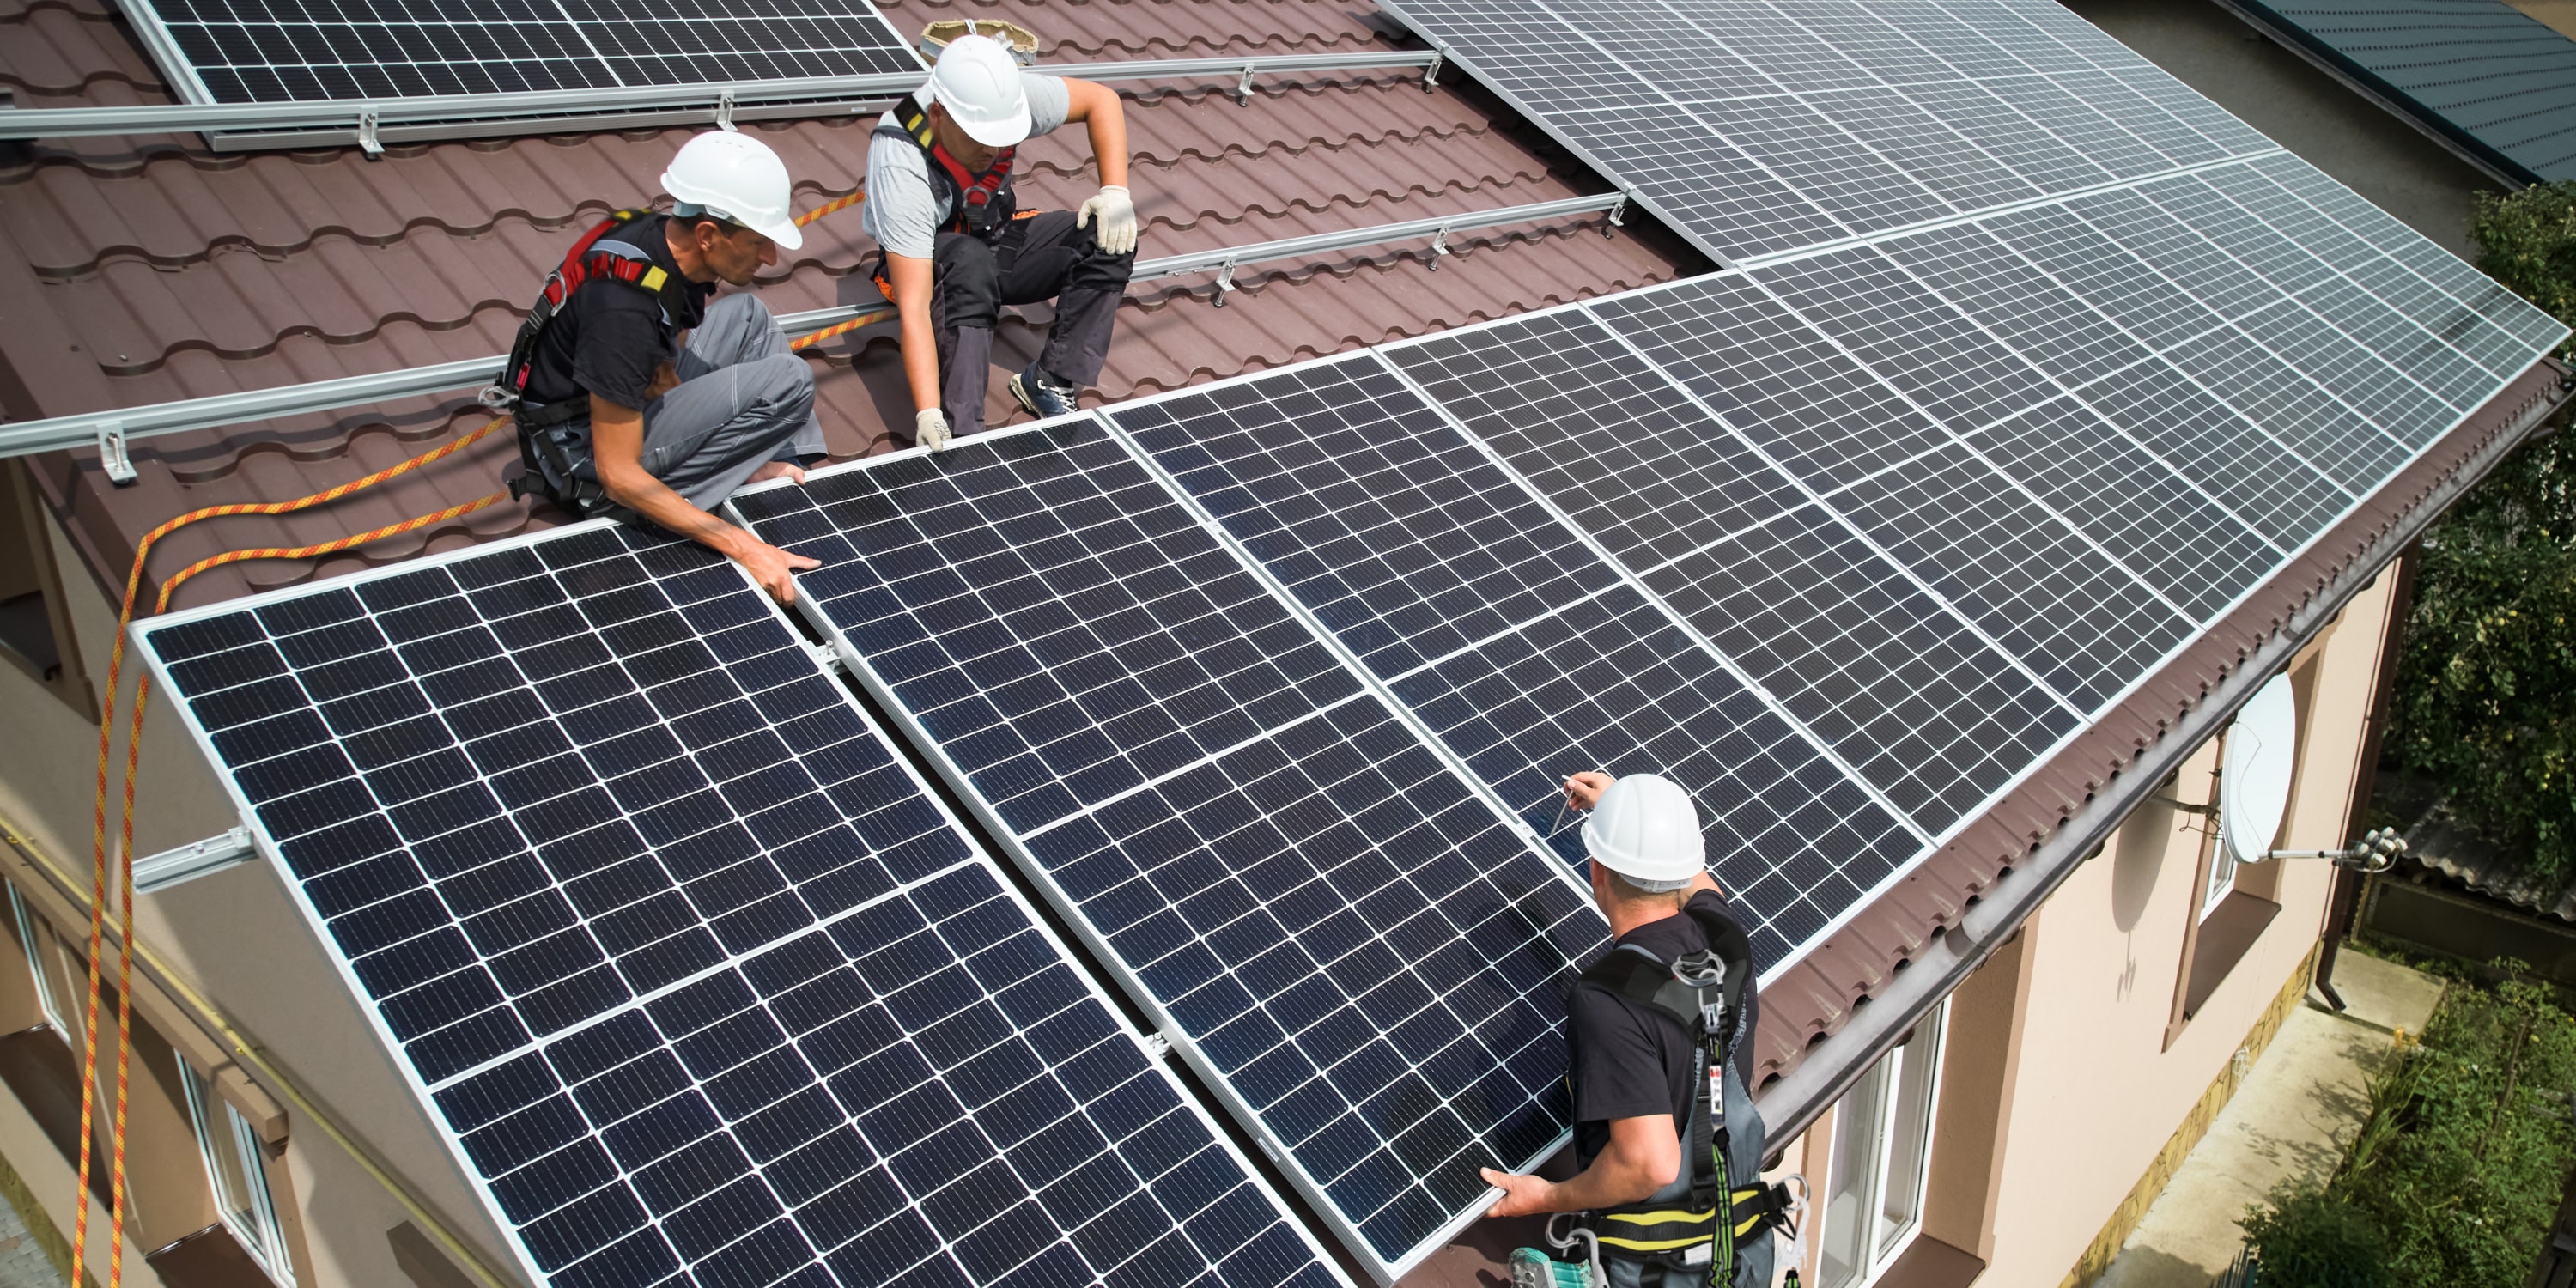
[0,0,1698,606]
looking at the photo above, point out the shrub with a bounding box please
[2242,1181,2390,1288]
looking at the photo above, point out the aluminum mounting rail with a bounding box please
[0,53,1444,148]
[0,188,1625,465]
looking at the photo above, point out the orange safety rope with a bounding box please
[796,189,866,228]
[76,418,510,1287]
[788,307,897,352]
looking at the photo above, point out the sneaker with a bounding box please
[1010,363,1082,419]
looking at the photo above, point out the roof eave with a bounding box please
[1753,355,2576,1143]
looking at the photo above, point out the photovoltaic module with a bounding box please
[131,523,1350,1288]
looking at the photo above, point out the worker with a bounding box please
[1484,771,1784,1288]
[862,32,1139,449]
[506,130,823,603]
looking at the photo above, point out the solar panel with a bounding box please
[125,0,917,104]
[132,523,1346,1288]
[1393,301,2075,832]
[727,421,1605,1281]
[1099,354,1922,963]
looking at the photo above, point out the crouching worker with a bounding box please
[863,32,1139,449]
[500,130,823,603]
[1484,772,1798,1288]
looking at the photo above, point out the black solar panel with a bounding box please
[134,524,1345,1288]
[126,0,917,104]
[730,422,1603,1280]
[1103,355,1921,961]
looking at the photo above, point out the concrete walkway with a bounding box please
[2092,952,2448,1288]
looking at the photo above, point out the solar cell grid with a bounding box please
[1549,103,1844,259]
[1753,246,2060,433]
[1640,503,2075,830]
[1762,0,1963,87]
[1892,79,2112,193]
[136,525,1344,1288]
[1804,87,2038,214]
[2166,325,2412,493]
[2065,187,2289,324]
[732,422,1606,1275]
[1589,276,1952,492]
[1977,76,2176,179]
[131,0,916,103]
[1688,96,1955,235]
[2107,64,2277,155]
[2055,69,2234,166]
[1986,204,2225,353]
[2234,296,2457,441]
[1388,307,1812,561]
[1103,355,1923,964]
[1655,0,1883,91]
[2131,174,2340,299]
[1831,441,2194,711]
[1376,0,1665,112]
[1874,222,2135,386]
[1865,0,2038,78]
[1930,0,2104,73]
[1538,0,1781,102]
[2297,275,2494,411]
[1971,397,2281,620]
[2076,358,2354,547]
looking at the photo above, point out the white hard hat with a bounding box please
[1583,774,1707,885]
[921,33,1032,148]
[660,131,803,251]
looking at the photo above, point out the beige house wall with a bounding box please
[0,502,521,1288]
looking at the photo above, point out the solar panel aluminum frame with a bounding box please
[726,416,1593,1285]
[1089,350,1939,979]
[126,518,1351,1288]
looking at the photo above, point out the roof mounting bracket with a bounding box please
[1136,1032,1172,1060]
[132,826,255,894]
[1212,258,1240,306]
[1427,219,1455,270]
[1423,51,1443,92]
[355,109,381,158]
[96,421,135,485]
[716,89,738,131]
[806,641,842,674]
[1236,63,1258,106]
[1605,193,1628,237]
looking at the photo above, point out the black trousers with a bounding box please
[927,210,1135,436]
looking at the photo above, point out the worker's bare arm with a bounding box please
[1564,769,1613,811]
[1060,77,1129,189]
[587,394,820,603]
[886,252,942,415]
[1479,1115,1680,1218]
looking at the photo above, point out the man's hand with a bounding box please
[1564,770,1613,811]
[1077,185,1138,255]
[915,408,951,451]
[645,361,682,402]
[747,459,806,486]
[734,538,822,605]
[1479,1168,1558,1219]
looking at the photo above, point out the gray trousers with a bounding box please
[565,294,823,509]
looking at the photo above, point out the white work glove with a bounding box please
[1078,185,1139,256]
[914,408,951,452]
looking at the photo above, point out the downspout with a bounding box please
[2315,545,2419,1011]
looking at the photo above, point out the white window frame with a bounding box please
[2202,839,2239,920]
[9,883,69,1038]
[178,1056,295,1286]
[1816,999,1947,1288]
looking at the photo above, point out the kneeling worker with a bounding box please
[1481,771,1786,1288]
[507,131,823,603]
[863,32,1139,448]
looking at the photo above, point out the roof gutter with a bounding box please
[2202,0,2536,190]
[1753,359,2575,1142]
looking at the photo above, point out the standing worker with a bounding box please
[862,32,1139,449]
[502,130,824,603]
[1483,771,1791,1288]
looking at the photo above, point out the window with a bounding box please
[1818,1002,1947,1288]
[2202,839,2239,920]
[179,1058,295,1286]
[8,883,69,1036]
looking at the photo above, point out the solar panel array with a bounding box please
[127,0,917,103]
[729,422,1606,1279]
[132,524,1347,1288]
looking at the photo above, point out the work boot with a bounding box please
[1010,361,1082,419]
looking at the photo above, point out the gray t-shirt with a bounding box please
[862,71,1072,260]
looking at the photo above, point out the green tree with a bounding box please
[2388,181,2576,885]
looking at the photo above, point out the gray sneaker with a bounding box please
[1010,363,1081,419]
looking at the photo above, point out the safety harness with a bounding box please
[1575,907,1800,1285]
[884,92,1019,238]
[483,209,696,519]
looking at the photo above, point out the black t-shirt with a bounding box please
[1567,890,1760,1170]
[519,214,714,419]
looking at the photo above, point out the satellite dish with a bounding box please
[2221,674,2298,866]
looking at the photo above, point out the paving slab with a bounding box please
[2090,953,2445,1288]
